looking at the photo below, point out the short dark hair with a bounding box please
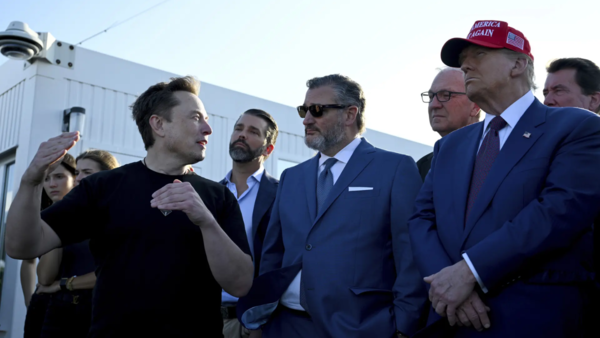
[237,109,279,146]
[306,74,367,134]
[131,76,200,150]
[76,149,120,171]
[547,58,600,108]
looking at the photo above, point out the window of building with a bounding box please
[0,161,15,306]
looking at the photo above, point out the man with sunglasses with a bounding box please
[417,68,480,180]
[239,74,426,338]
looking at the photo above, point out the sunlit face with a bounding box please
[229,114,270,163]
[161,91,213,164]
[75,159,102,185]
[302,86,346,153]
[543,69,596,111]
[428,70,479,137]
[459,46,514,103]
[43,165,75,202]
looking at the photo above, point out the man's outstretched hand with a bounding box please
[22,132,79,186]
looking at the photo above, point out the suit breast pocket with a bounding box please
[343,187,380,199]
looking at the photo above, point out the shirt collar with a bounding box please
[483,90,535,131]
[224,166,265,184]
[318,137,362,167]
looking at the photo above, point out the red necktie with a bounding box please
[466,116,507,220]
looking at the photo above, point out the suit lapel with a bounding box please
[462,100,547,245]
[251,172,277,240]
[453,123,484,231]
[304,155,320,223]
[312,139,375,227]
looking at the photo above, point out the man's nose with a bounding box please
[543,94,556,107]
[303,112,315,126]
[429,96,443,109]
[203,121,213,135]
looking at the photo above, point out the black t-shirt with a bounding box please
[41,161,250,338]
[58,240,95,279]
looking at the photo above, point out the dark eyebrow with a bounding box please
[248,125,262,134]
[551,84,568,90]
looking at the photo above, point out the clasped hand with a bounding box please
[424,260,491,331]
[150,179,214,227]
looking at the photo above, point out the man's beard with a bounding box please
[229,140,266,163]
[304,114,345,153]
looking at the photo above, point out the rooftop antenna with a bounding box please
[77,0,173,45]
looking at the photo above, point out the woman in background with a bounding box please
[22,150,119,338]
[22,153,77,338]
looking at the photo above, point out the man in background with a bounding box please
[543,57,600,113]
[221,109,279,338]
[417,68,480,180]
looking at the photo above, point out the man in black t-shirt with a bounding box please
[5,76,253,337]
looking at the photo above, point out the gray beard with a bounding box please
[304,116,346,153]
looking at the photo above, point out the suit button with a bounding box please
[305,244,313,251]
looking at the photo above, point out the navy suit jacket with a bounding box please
[254,139,426,337]
[220,170,278,277]
[409,99,600,337]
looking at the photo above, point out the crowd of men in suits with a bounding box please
[5,19,600,338]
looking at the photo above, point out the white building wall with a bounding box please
[0,45,432,338]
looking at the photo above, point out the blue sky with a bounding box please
[1,0,598,146]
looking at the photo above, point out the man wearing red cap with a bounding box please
[409,20,600,337]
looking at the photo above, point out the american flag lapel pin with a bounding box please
[523,132,531,138]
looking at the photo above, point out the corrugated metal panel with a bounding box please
[0,81,25,153]
[197,113,229,181]
[64,79,144,155]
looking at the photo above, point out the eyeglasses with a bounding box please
[421,90,466,103]
[296,104,349,118]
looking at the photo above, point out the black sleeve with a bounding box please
[218,187,252,256]
[41,178,99,246]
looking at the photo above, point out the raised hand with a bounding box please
[22,132,80,185]
[150,179,215,227]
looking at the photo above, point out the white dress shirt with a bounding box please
[280,137,362,310]
[463,90,535,293]
[221,166,264,305]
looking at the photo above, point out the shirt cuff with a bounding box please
[462,253,488,293]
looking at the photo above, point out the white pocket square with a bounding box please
[348,187,373,192]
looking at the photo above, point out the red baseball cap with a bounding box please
[441,20,533,67]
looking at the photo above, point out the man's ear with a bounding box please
[470,103,481,117]
[344,106,359,127]
[263,144,274,157]
[588,92,600,114]
[149,115,166,138]
[510,57,528,78]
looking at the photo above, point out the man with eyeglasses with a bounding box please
[238,74,426,338]
[417,68,480,180]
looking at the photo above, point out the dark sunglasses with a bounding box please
[296,104,349,118]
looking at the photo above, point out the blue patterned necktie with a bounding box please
[316,158,338,213]
[466,116,508,220]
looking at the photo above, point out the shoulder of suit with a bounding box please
[368,146,414,163]
[262,170,279,184]
[545,105,599,122]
